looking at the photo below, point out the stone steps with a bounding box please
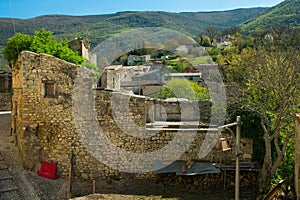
[0,152,22,200]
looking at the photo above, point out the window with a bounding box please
[43,81,56,98]
[0,76,5,92]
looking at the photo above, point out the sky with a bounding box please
[1,0,285,19]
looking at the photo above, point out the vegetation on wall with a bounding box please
[156,78,209,100]
[3,29,83,65]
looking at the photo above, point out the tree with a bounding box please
[4,29,83,65]
[200,35,211,47]
[205,26,220,45]
[237,37,300,191]
[156,78,209,100]
[3,33,33,64]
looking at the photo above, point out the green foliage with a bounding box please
[196,34,211,47]
[216,26,300,189]
[81,59,100,78]
[227,106,265,164]
[276,136,295,185]
[206,47,221,62]
[4,29,83,65]
[166,58,193,73]
[0,8,267,48]
[156,79,209,100]
[201,35,211,47]
[3,33,33,62]
[241,0,300,33]
[239,32,299,189]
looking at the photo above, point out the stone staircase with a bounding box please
[0,152,22,200]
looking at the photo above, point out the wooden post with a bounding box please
[93,180,96,194]
[295,114,300,200]
[235,116,241,200]
[67,153,75,199]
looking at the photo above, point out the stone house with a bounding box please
[127,54,151,66]
[0,71,12,111]
[68,37,90,61]
[12,51,254,182]
[98,65,122,91]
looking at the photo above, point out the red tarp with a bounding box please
[37,161,58,179]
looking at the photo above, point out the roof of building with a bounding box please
[105,65,123,70]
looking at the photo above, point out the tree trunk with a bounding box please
[259,121,273,192]
[259,151,273,192]
[258,121,286,193]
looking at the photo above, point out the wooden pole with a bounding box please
[235,116,241,200]
[67,153,75,199]
[93,180,96,194]
[295,114,300,200]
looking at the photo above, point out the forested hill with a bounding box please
[241,0,300,33]
[0,8,266,48]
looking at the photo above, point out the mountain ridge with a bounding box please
[241,0,300,32]
[0,7,267,48]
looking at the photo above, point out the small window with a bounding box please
[0,76,5,92]
[44,82,56,98]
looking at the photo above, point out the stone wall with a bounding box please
[145,98,211,123]
[0,72,12,111]
[0,93,11,111]
[12,51,80,175]
[12,51,253,181]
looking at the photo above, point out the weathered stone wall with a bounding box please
[295,114,300,200]
[0,72,12,111]
[145,98,211,123]
[12,51,80,174]
[12,51,253,181]
[0,93,11,111]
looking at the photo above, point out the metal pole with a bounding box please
[235,116,241,200]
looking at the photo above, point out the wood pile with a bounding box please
[224,171,259,192]
[155,170,259,192]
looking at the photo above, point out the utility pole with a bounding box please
[235,116,241,200]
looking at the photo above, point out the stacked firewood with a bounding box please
[155,170,259,192]
[224,171,259,192]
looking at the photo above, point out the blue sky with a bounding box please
[1,0,285,19]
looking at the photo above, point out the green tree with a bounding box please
[205,26,220,45]
[156,78,209,100]
[200,35,211,47]
[3,33,33,63]
[4,29,83,65]
[238,39,300,191]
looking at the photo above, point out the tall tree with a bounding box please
[237,33,300,190]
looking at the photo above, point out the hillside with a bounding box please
[241,0,300,33]
[0,8,266,49]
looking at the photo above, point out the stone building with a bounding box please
[12,51,254,182]
[0,71,12,111]
[68,37,90,61]
[127,54,151,66]
[98,65,122,91]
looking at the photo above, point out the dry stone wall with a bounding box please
[12,51,253,181]
[0,93,11,111]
